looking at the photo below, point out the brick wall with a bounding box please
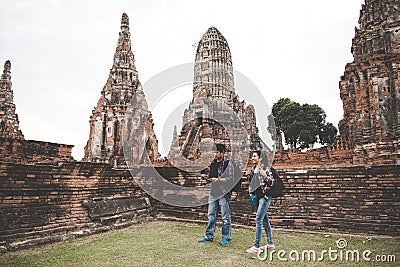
[0,137,74,164]
[273,136,399,169]
[152,165,400,237]
[0,162,150,252]
[273,145,354,169]
[1,162,399,253]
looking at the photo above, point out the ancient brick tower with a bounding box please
[0,60,24,140]
[192,27,235,103]
[168,27,264,165]
[338,0,400,165]
[83,13,158,166]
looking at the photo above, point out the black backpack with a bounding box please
[264,167,284,198]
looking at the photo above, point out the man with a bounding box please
[198,143,234,245]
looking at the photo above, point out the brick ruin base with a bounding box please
[1,162,399,252]
[153,166,400,237]
[273,145,354,169]
[0,137,74,164]
[0,162,151,252]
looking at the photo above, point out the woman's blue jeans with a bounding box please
[254,196,273,247]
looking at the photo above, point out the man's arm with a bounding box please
[219,160,234,182]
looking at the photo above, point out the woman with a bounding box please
[246,150,276,253]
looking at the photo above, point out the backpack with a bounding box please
[263,167,284,198]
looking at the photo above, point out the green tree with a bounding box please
[267,113,277,142]
[319,122,338,145]
[298,104,326,149]
[271,98,290,139]
[279,101,302,149]
[271,98,338,150]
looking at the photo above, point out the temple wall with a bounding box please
[0,137,74,164]
[273,146,354,169]
[0,162,151,252]
[1,161,398,252]
[153,165,400,237]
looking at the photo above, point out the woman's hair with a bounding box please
[253,150,261,158]
[252,150,268,166]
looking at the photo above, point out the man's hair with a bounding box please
[215,143,226,153]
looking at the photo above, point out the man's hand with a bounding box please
[209,177,219,182]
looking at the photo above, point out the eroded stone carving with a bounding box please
[338,0,400,165]
[168,27,270,167]
[0,60,24,140]
[83,13,158,166]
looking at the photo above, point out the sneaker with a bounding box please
[220,238,230,245]
[246,246,261,253]
[198,237,212,243]
[260,244,275,250]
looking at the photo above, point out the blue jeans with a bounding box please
[254,196,273,247]
[205,195,232,240]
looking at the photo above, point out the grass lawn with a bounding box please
[1,220,399,266]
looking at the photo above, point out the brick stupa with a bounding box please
[338,0,400,165]
[83,13,158,166]
[0,60,24,140]
[168,27,268,166]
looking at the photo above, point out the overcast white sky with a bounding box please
[0,0,365,160]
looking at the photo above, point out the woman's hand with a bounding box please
[259,169,267,177]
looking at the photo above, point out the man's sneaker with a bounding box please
[220,238,230,245]
[260,244,275,250]
[246,246,261,253]
[198,237,212,243]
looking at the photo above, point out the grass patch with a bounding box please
[1,221,399,266]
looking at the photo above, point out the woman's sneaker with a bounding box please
[246,246,261,253]
[260,244,275,249]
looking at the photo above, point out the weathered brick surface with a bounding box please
[274,144,354,169]
[0,61,24,140]
[274,0,400,168]
[168,27,267,166]
[338,0,400,166]
[152,165,400,237]
[1,162,399,252]
[0,137,74,164]
[0,162,150,252]
[83,13,158,166]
